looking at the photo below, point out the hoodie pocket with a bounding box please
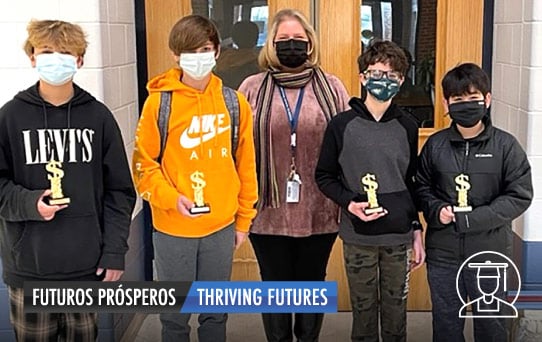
[350,191,416,235]
[12,214,102,276]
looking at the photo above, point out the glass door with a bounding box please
[143,0,486,312]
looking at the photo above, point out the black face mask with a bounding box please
[448,100,487,128]
[275,39,308,68]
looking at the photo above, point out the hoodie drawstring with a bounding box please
[196,94,204,158]
[67,101,72,129]
[40,99,73,129]
[41,101,48,128]
[210,90,219,149]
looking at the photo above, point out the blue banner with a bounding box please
[181,281,338,313]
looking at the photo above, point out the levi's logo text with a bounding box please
[180,114,230,149]
[22,128,95,165]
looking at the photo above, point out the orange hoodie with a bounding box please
[133,68,258,237]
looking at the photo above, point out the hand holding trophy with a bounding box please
[453,173,472,212]
[361,173,385,215]
[45,159,70,205]
[189,170,211,214]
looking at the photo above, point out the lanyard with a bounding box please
[278,86,305,148]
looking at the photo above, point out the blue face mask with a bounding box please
[365,77,401,102]
[35,52,78,86]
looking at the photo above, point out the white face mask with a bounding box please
[35,52,78,86]
[179,51,216,80]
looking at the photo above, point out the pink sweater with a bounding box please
[239,71,350,237]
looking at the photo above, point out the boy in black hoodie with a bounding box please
[315,41,425,341]
[0,19,136,340]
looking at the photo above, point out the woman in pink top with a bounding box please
[238,8,350,342]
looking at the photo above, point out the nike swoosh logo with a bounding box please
[180,125,230,149]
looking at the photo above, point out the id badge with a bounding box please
[286,180,300,203]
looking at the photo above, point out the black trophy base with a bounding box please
[189,205,211,215]
[364,206,384,215]
[48,197,71,205]
[453,206,472,213]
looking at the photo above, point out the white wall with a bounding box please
[0,0,142,215]
[492,0,542,240]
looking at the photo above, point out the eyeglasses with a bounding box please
[363,69,402,81]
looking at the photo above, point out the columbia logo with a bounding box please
[475,153,493,158]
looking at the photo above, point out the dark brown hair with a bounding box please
[168,15,220,55]
[357,40,409,75]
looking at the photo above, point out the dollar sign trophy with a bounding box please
[453,174,472,212]
[189,170,211,214]
[45,159,70,205]
[361,173,384,215]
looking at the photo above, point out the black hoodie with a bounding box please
[0,83,136,287]
[315,97,419,246]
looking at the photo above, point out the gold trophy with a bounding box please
[189,170,211,214]
[453,173,472,212]
[45,159,70,205]
[361,173,384,215]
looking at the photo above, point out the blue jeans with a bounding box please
[427,263,510,342]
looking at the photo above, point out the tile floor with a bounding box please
[133,312,474,342]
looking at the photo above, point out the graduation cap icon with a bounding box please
[468,261,509,291]
[459,260,517,317]
[457,251,520,319]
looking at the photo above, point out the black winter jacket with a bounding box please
[416,117,533,267]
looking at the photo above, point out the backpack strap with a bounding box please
[222,86,240,160]
[157,91,172,163]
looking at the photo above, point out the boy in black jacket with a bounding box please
[416,63,533,341]
[315,40,425,341]
[0,20,136,340]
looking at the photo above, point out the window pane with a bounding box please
[360,0,436,128]
[380,2,392,41]
[193,0,268,89]
[250,6,269,47]
[361,5,374,48]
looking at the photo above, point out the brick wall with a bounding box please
[416,0,436,61]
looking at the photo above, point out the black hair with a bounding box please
[441,63,490,99]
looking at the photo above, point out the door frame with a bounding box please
[136,0,489,311]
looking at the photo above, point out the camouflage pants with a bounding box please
[343,243,411,342]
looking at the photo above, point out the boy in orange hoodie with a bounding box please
[132,15,258,342]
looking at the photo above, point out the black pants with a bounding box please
[249,232,338,342]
